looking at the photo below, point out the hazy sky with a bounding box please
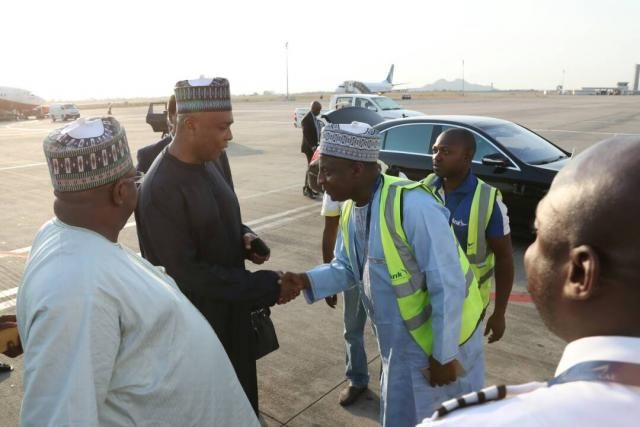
[3,0,639,100]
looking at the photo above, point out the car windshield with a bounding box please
[62,104,75,109]
[478,122,568,164]
[372,97,401,111]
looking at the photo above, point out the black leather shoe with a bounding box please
[303,187,316,199]
[339,385,368,406]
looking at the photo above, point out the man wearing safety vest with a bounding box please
[278,122,485,427]
[423,128,514,343]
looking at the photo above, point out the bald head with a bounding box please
[439,128,476,156]
[432,128,476,179]
[525,136,640,341]
[311,101,322,116]
[544,136,640,281]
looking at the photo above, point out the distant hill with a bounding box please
[412,79,495,92]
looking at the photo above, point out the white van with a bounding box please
[50,104,80,122]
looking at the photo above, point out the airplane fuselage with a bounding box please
[335,81,393,94]
[0,87,45,112]
[334,65,396,94]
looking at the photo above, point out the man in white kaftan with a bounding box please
[17,116,258,427]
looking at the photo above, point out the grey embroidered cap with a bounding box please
[43,116,134,192]
[174,77,231,114]
[319,122,381,163]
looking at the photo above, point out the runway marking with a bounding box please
[492,291,533,303]
[244,204,318,227]
[0,200,319,312]
[0,162,47,171]
[0,287,17,299]
[0,299,17,311]
[0,251,29,259]
[1,123,51,133]
[253,209,315,232]
[534,128,640,136]
[249,120,292,125]
[240,184,300,200]
[0,247,31,258]
[233,109,296,113]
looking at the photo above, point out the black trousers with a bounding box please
[303,149,313,191]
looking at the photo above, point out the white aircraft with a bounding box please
[335,65,405,94]
[0,86,46,120]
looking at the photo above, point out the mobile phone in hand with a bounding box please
[250,238,270,257]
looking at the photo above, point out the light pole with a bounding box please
[285,41,289,101]
[462,59,465,96]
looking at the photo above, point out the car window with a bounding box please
[356,99,377,111]
[382,124,433,154]
[478,122,567,164]
[151,103,166,114]
[335,97,353,109]
[473,134,501,161]
[372,96,402,111]
[439,125,501,162]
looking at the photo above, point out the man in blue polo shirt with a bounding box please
[423,128,514,343]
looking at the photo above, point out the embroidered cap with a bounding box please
[43,116,134,192]
[319,121,381,163]
[174,77,231,114]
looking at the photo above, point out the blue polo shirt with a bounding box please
[430,172,510,248]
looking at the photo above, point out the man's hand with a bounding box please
[324,295,338,308]
[243,233,270,265]
[484,311,506,343]
[428,356,462,387]
[278,272,309,304]
[0,315,23,358]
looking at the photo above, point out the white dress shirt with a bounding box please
[17,219,258,427]
[417,335,640,427]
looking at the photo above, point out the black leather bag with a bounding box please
[250,308,279,360]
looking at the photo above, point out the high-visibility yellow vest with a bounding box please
[422,174,498,308]
[340,175,484,356]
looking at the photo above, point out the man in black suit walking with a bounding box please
[301,100,322,198]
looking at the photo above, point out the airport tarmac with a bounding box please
[1,94,639,426]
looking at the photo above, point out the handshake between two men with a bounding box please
[277,272,311,304]
[243,234,312,305]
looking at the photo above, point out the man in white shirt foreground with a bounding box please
[17,117,259,427]
[418,135,640,426]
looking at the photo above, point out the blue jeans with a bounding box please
[343,286,369,387]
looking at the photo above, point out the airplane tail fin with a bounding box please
[385,65,395,84]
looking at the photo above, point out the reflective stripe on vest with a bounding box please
[467,180,497,264]
[423,174,498,307]
[340,175,483,355]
